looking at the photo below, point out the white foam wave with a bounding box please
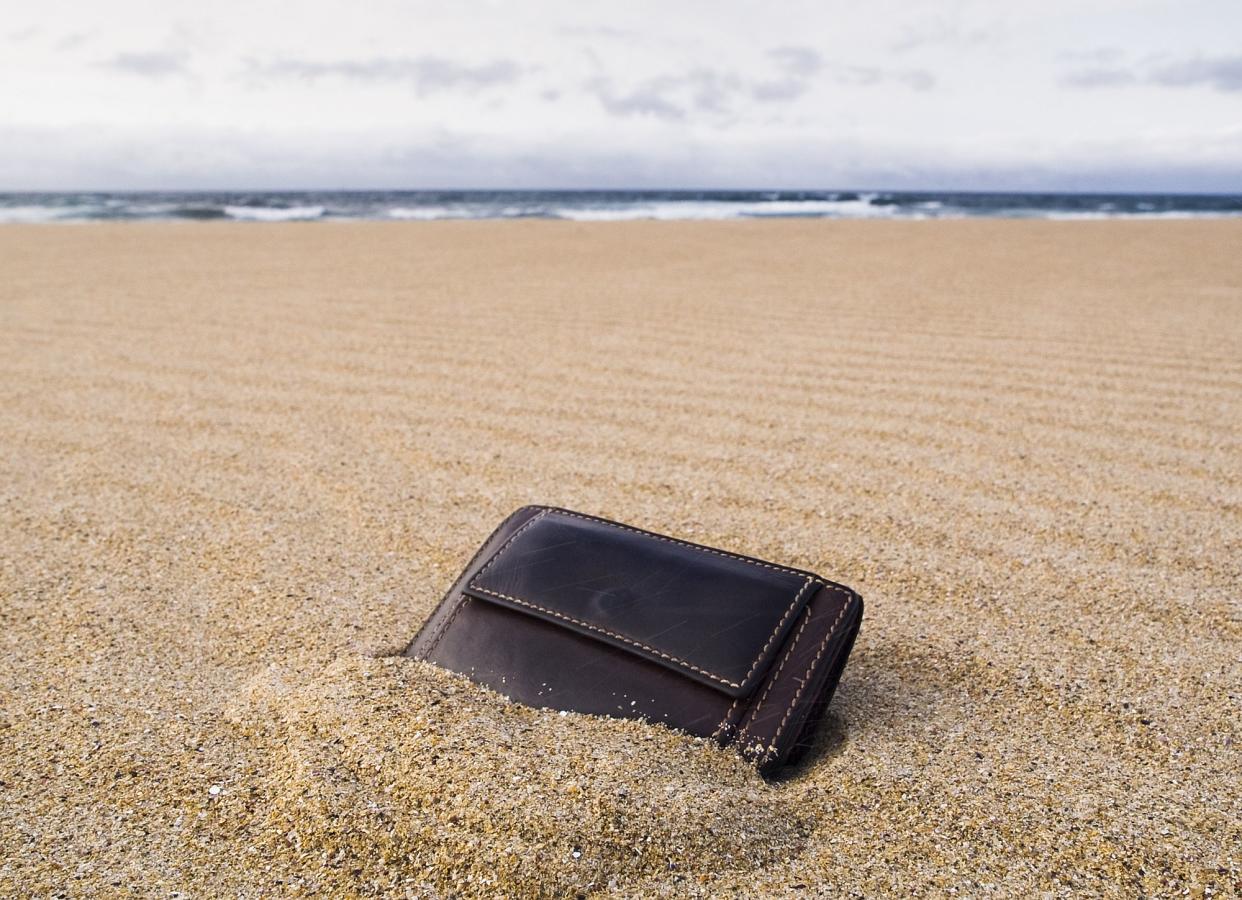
[223,205,326,221]
[1043,210,1223,220]
[558,198,902,221]
[386,206,465,220]
[0,205,88,224]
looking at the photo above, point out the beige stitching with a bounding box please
[546,508,811,579]
[712,696,743,740]
[754,588,854,763]
[471,508,552,581]
[736,609,812,744]
[423,596,471,657]
[740,576,816,684]
[469,507,814,690]
[410,506,539,658]
[470,582,747,688]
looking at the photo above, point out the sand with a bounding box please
[0,219,1238,897]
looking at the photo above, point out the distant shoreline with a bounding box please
[3,188,1241,224]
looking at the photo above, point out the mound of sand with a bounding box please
[224,656,807,896]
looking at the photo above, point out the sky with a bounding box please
[1,0,1240,192]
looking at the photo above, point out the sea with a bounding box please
[1,190,1240,223]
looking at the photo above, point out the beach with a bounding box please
[1,219,1238,896]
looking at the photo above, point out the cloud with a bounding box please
[558,25,641,41]
[1062,54,1242,92]
[822,64,935,91]
[898,70,936,91]
[1150,56,1242,91]
[750,47,819,102]
[750,79,809,102]
[1057,47,1125,64]
[585,69,744,120]
[681,69,741,114]
[250,56,526,95]
[891,18,994,53]
[585,77,687,120]
[767,46,823,77]
[55,31,94,52]
[591,52,936,121]
[829,65,881,87]
[1060,67,1137,88]
[98,52,189,78]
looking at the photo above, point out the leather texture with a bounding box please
[404,506,863,774]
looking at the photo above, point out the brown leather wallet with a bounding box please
[404,506,863,774]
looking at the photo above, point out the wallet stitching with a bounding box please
[748,587,854,763]
[715,580,819,740]
[765,596,851,756]
[549,509,810,579]
[424,596,471,658]
[711,696,744,740]
[741,577,817,685]
[471,582,751,688]
[469,508,813,690]
[415,507,538,658]
[735,607,813,744]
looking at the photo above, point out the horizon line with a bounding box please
[3,186,1242,197]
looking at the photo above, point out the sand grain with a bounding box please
[0,220,1238,896]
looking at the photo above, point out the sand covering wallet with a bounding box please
[404,506,863,773]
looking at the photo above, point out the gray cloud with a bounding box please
[558,25,641,40]
[1062,54,1242,92]
[250,56,525,95]
[682,69,741,114]
[751,47,823,102]
[1061,67,1137,88]
[1151,56,1242,91]
[592,53,935,120]
[898,70,936,91]
[98,52,189,78]
[750,78,809,102]
[586,69,743,120]
[755,49,935,106]
[1057,47,1125,64]
[830,65,881,87]
[891,19,994,53]
[55,31,95,52]
[585,77,687,120]
[767,46,823,77]
[823,64,935,91]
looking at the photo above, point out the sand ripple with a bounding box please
[1,220,1238,896]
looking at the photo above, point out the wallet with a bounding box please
[404,506,863,774]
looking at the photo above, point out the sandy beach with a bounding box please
[1,219,1238,897]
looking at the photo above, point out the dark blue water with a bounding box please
[2,189,1240,223]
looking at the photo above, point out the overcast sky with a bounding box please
[2,0,1240,191]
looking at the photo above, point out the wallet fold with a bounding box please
[405,506,863,774]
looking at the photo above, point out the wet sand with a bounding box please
[0,220,1238,896]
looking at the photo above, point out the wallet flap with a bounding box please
[462,508,818,698]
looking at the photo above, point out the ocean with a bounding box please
[1,189,1240,223]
